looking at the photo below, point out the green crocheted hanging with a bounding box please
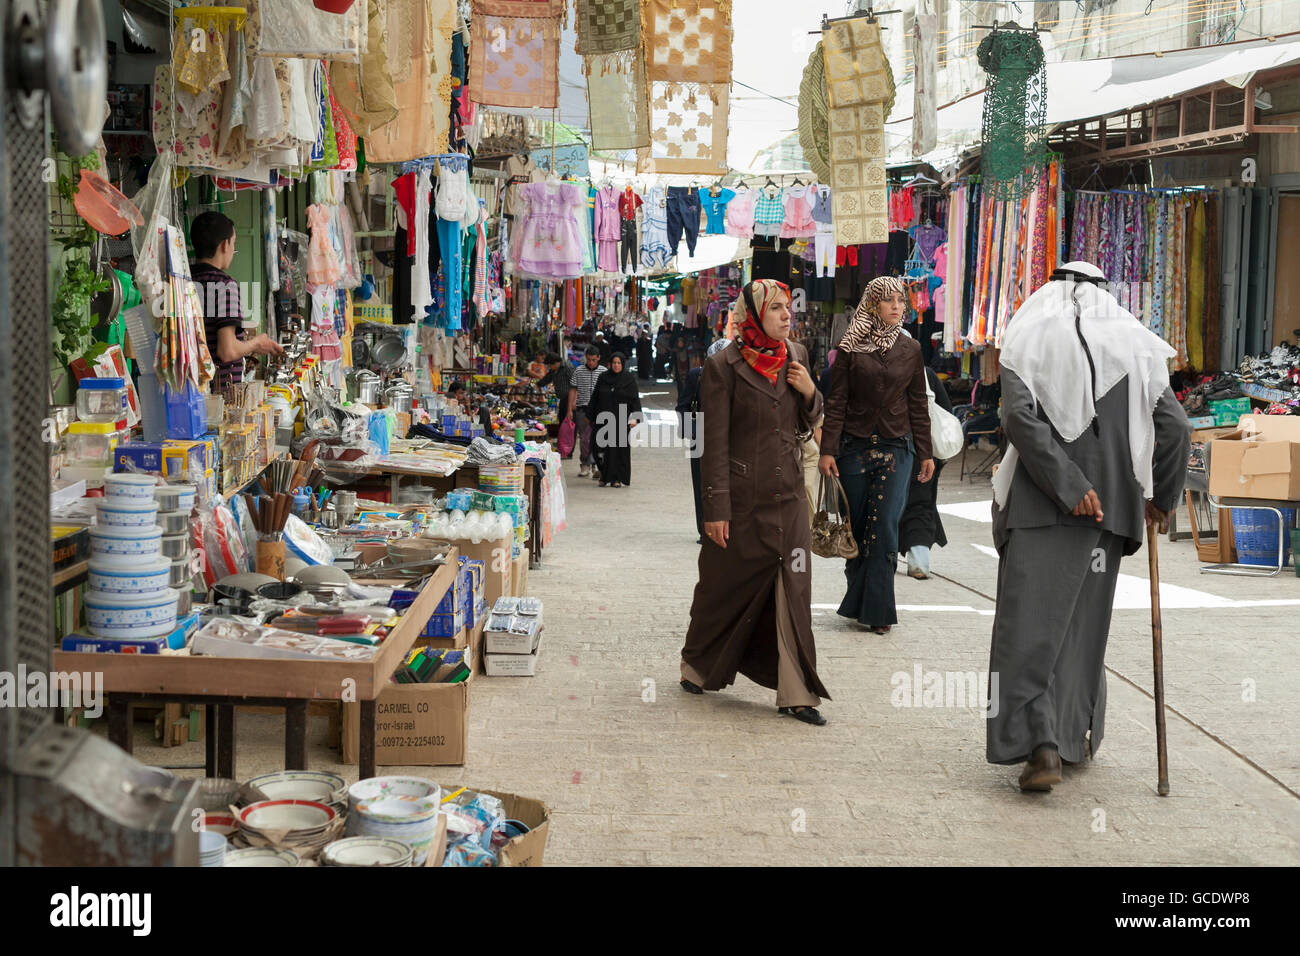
[977,29,1048,200]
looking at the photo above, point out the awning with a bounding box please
[886,33,1300,163]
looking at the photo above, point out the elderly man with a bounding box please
[987,262,1191,792]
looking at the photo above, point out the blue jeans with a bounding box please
[836,433,914,626]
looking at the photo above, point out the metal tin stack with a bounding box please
[154,482,197,614]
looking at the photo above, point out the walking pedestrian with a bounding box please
[636,325,653,380]
[679,279,830,726]
[536,352,573,439]
[986,261,1190,792]
[898,366,953,578]
[591,353,642,487]
[570,346,606,479]
[819,276,934,635]
[654,324,672,378]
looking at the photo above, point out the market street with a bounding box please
[129,386,1300,866]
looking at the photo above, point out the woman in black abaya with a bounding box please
[591,353,643,487]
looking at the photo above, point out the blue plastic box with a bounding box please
[164,380,208,440]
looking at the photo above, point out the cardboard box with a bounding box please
[1209,396,1252,427]
[484,624,541,656]
[484,630,543,676]
[341,671,472,767]
[1209,415,1300,500]
[457,536,512,607]
[511,553,529,596]
[419,625,468,651]
[434,787,550,867]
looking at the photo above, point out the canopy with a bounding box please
[885,33,1300,164]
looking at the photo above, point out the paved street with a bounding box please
[130,382,1300,866]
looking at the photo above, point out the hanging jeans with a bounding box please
[666,187,702,257]
[436,216,463,329]
[620,218,638,274]
[836,433,914,627]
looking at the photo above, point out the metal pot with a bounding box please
[385,384,413,414]
[371,334,406,369]
[354,372,381,405]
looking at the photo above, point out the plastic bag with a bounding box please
[283,513,334,566]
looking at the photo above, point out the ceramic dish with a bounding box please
[84,588,178,637]
[199,830,227,867]
[89,524,162,564]
[202,813,238,837]
[87,558,170,596]
[104,473,157,500]
[349,801,441,865]
[224,847,299,867]
[239,799,336,832]
[95,497,159,528]
[320,837,413,867]
[160,532,189,558]
[153,483,196,512]
[246,770,347,805]
[354,796,440,825]
[158,511,190,534]
[347,776,440,813]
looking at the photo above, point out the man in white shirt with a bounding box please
[569,346,607,478]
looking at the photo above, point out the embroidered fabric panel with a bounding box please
[641,0,733,86]
[636,82,729,176]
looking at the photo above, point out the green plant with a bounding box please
[50,151,108,364]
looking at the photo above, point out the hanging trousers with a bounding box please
[620,219,638,274]
[666,187,702,257]
[814,229,836,278]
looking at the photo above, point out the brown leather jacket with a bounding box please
[820,336,932,460]
[700,340,823,523]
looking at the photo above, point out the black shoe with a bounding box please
[1018,744,1063,791]
[680,679,704,695]
[779,706,828,726]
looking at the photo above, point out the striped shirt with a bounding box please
[571,364,606,408]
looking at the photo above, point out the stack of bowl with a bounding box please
[224,847,299,867]
[154,482,196,605]
[349,795,443,866]
[87,475,177,642]
[246,771,347,816]
[199,830,227,867]
[236,799,340,856]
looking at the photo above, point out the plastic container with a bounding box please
[89,524,163,564]
[95,497,159,528]
[1231,508,1296,567]
[84,587,178,639]
[137,373,167,442]
[64,422,127,466]
[164,380,207,440]
[76,377,128,424]
[104,472,158,500]
[87,558,171,596]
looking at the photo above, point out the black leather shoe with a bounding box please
[680,679,704,695]
[779,706,828,726]
[1019,744,1063,791]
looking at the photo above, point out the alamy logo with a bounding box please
[0,666,103,719]
[890,663,1000,718]
[50,887,151,936]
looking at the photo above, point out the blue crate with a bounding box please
[1231,508,1296,566]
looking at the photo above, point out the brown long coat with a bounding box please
[680,340,830,698]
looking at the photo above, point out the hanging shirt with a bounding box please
[698,187,735,235]
[618,188,642,220]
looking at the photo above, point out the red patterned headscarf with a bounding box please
[738,279,790,384]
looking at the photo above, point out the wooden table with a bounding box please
[53,550,459,780]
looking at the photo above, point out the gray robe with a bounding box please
[987,370,1191,764]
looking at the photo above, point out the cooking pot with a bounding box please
[371,334,406,369]
[354,371,381,405]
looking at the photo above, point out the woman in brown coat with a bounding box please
[819,276,934,633]
[678,280,831,726]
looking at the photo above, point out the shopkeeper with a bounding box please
[447,382,495,437]
[191,212,284,390]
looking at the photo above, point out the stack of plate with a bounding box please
[347,776,440,814]
[246,771,347,815]
[199,830,227,867]
[203,814,238,838]
[225,847,299,867]
[237,799,339,855]
[350,797,442,865]
[320,837,414,867]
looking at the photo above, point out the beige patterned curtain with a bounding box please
[365,0,455,163]
[636,81,729,176]
[587,50,650,150]
[330,0,399,138]
[822,17,895,245]
[468,0,562,110]
[641,0,732,86]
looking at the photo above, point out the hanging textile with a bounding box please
[636,82,729,176]
[468,0,561,110]
[912,0,938,158]
[822,15,895,245]
[797,43,831,185]
[245,0,366,59]
[152,65,251,171]
[586,49,650,150]
[367,0,455,162]
[330,0,399,137]
[576,0,640,74]
[641,0,733,86]
[976,27,1048,200]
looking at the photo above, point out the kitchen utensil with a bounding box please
[320,837,413,867]
[370,334,406,369]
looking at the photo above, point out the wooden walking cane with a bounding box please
[1147,517,1170,796]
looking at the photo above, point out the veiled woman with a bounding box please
[820,276,934,633]
[591,352,642,487]
[678,279,831,725]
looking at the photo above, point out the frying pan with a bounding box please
[351,337,371,368]
[371,335,406,369]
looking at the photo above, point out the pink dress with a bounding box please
[594,186,620,272]
[779,185,816,238]
[724,187,757,239]
[306,204,341,291]
[515,181,585,280]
